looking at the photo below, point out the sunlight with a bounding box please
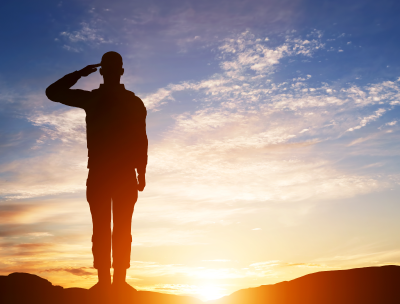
[199,285,226,301]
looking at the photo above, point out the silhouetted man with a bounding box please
[46,52,147,295]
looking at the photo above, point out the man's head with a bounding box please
[99,51,124,82]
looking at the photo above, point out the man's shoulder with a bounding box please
[124,88,139,98]
[123,89,145,106]
[89,87,138,99]
[124,88,136,97]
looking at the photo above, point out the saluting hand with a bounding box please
[78,63,101,77]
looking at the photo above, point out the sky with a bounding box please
[1,0,400,301]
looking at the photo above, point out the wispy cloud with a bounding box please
[136,31,400,205]
[60,22,113,47]
[347,108,387,132]
[0,242,56,257]
[42,267,94,276]
[142,31,325,110]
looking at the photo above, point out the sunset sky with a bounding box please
[2,0,400,301]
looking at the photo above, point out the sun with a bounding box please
[199,285,225,301]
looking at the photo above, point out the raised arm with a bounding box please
[45,64,101,108]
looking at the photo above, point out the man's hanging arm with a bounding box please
[136,101,148,192]
[45,64,100,108]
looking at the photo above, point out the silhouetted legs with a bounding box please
[113,269,127,284]
[87,166,137,284]
[112,179,137,272]
[98,269,111,284]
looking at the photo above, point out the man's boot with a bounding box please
[89,268,112,302]
[112,268,136,302]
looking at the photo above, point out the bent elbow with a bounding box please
[45,86,57,102]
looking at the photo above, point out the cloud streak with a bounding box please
[42,267,94,276]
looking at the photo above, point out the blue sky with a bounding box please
[1,0,400,301]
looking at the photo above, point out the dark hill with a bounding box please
[0,272,202,304]
[211,265,400,304]
[1,265,400,303]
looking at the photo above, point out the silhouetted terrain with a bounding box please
[0,272,202,304]
[1,265,400,303]
[211,265,400,304]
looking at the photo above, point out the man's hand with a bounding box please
[137,174,146,192]
[78,64,101,77]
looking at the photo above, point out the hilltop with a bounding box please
[1,265,400,303]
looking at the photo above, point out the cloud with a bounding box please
[62,45,81,53]
[28,108,86,144]
[142,31,325,110]
[0,108,87,200]
[0,209,65,237]
[0,152,86,199]
[135,31,400,205]
[73,0,301,54]
[27,232,53,237]
[60,22,113,45]
[42,267,94,276]
[347,108,387,132]
[250,260,326,270]
[380,120,398,129]
[0,242,56,257]
[0,204,39,223]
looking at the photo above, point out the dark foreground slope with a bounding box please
[211,265,400,304]
[0,272,202,304]
[1,265,400,304]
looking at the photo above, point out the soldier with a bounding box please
[46,52,148,295]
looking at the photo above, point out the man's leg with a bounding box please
[111,170,138,284]
[87,168,112,284]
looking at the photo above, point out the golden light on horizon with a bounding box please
[199,285,226,301]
